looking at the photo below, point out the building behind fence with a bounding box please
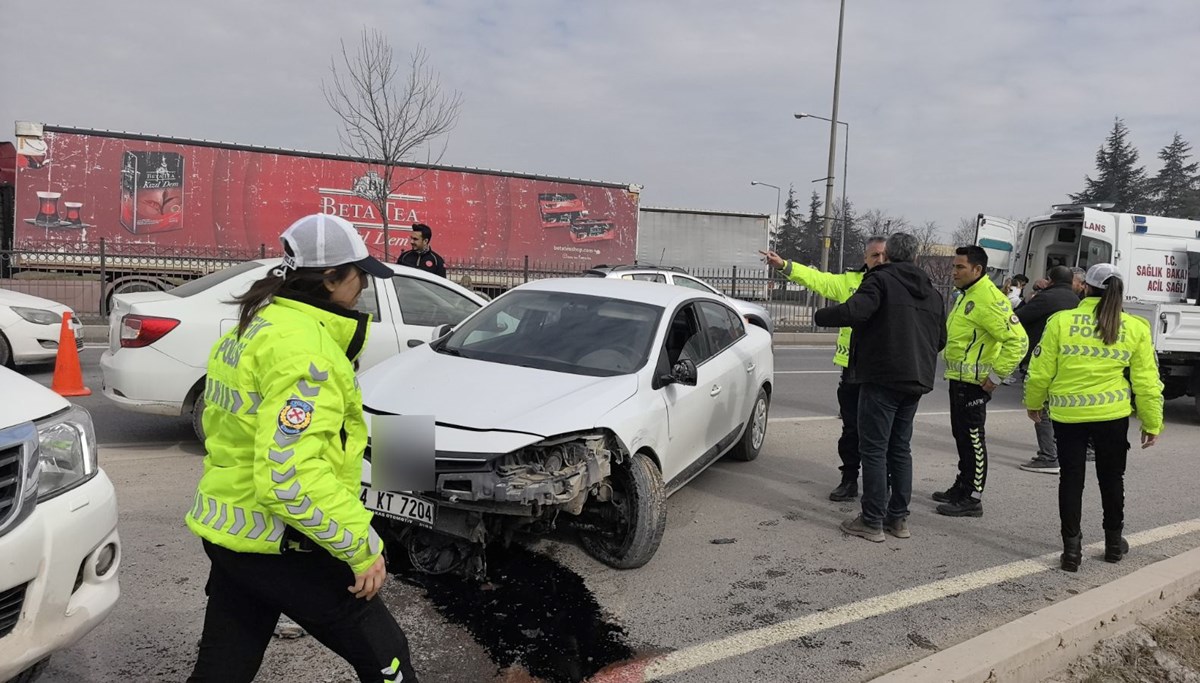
[0,241,955,332]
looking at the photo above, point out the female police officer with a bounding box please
[187,214,419,682]
[1024,263,1164,573]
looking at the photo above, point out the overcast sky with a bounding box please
[3,1,1198,240]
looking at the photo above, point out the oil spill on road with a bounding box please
[398,544,636,683]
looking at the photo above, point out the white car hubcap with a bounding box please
[751,397,767,449]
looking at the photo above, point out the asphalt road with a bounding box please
[15,346,1200,682]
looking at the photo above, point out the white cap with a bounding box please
[1084,263,1121,289]
[277,214,392,279]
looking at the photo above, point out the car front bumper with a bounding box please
[0,471,121,680]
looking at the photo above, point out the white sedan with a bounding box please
[100,260,486,439]
[0,288,83,368]
[358,277,774,575]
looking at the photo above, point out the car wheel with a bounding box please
[0,331,12,368]
[191,394,206,443]
[579,453,666,569]
[729,386,770,462]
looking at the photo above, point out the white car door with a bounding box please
[657,303,723,484]
[695,301,753,451]
[356,274,402,371]
[390,274,484,348]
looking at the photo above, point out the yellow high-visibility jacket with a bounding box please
[186,295,382,574]
[781,260,864,367]
[1024,297,1164,433]
[943,275,1028,385]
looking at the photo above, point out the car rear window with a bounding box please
[169,261,264,298]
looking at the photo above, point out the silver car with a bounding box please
[583,265,774,334]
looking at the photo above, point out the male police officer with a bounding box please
[935,246,1028,517]
[761,237,887,501]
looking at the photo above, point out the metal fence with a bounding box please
[0,243,955,332]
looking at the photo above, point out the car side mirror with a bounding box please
[432,323,453,340]
[660,358,698,387]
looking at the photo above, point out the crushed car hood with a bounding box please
[359,345,639,439]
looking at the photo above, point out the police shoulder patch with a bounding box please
[1010,313,1020,325]
[278,398,314,436]
[1033,345,1042,357]
[964,301,975,315]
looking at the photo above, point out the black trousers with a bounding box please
[949,380,991,497]
[1054,418,1130,539]
[836,368,861,478]
[188,541,419,683]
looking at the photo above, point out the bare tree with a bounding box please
[950,217,977,247]
[324,29,463,260]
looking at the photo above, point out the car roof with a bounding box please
[249,258,454,286]
[515,276,725,308]
[585,264,690,274]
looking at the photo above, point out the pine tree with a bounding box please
[773,186,804,261]
[1069,118,1150,213]
[799,192,824,265]
[1148,133,1200,218]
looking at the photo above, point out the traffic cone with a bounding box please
[51,311,91,397]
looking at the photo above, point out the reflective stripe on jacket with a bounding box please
[1024,297,1164,433]
[782,261,863,367]
[943,276,1028,385]
[186,295,383,574]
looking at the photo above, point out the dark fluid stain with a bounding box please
[765,568,788,579]
[838,659,864,669]
[759,519,780,527]
[732,580,768,591]
[819,567,838,575]
[729,602,752,616]
[907,632,939,651]
[796,636,824,649]
[399,544,634,683]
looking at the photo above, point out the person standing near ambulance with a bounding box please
[1024,263,1163,572]
[187,214,420,683]
[761,238,888,501]
[935,246,1028,518]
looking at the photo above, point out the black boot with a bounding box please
[1104,529,1129,563]
[829,475,858,502]
[1061,533,1082,572]
[931,481,963,503]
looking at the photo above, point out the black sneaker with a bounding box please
[1019,458,1060,474]
[936,497,983,517]
[931,484,962,503]
[829,478,859,502]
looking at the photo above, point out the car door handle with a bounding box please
[407,339,424,348]
[745,363,756,373]
[710,385,722,397]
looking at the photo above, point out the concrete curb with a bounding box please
[871,545,1200,683]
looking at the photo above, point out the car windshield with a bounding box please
[438,290,662,376]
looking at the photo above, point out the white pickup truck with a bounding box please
[977,204,1200,418]
[0,367,121,683]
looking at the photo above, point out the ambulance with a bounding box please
[976,203,1200,417]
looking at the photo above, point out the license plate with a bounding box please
[359,487,436,528]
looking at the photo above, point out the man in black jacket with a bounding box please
[397,223,447,277]
[814,233,947,543]
[1015,265,1084,474]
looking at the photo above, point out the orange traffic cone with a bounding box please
[51,311,91,397]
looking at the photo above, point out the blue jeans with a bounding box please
[856,383,921,528]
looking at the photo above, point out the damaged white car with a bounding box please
[359,277,774,576]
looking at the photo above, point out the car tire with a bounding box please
[579,452,666,570]
[191,394,206,443]
[729,386,770,462]
[0,331,12,368]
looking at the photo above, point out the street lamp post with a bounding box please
[795,112,849,271]
[750,180,781,252]
[816,0,847,272]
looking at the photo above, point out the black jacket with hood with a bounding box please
[1015,282,1080,349]
[813,262,947,394]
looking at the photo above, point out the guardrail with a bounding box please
[1,244,954,331]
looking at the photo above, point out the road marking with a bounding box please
[768,408,1026,424]
[593,518,1200,681]
[775,370,841,375]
